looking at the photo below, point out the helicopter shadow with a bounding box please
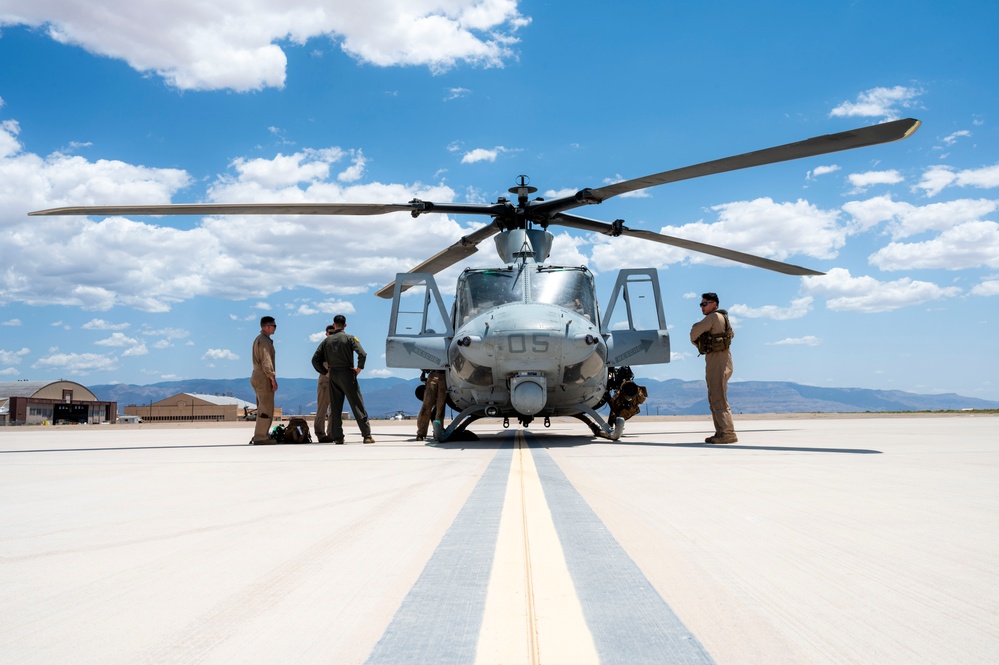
[422,431,514,451]
[428,428,883,455]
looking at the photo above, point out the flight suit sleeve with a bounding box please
[311,341,327,375]
[254,335,276,378]
[353,336,367,370]
[690,315,713,345]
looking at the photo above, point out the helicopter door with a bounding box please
[600,268,671,366]
[386,273,453,370]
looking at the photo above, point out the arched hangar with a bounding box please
[0,380,117,426]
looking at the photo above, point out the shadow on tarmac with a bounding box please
[0,428,882,455]
[423,429,882,454]
[0,443,255,454]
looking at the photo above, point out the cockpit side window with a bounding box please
[530,269,597,320]
[456,270,523,327]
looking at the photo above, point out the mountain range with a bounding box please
[90,377,999,418]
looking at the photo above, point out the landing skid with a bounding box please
[433,411,482,443]
[432,404,624,442]
[570,403,625,441]
[433,407,485,443]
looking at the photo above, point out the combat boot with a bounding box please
[705,434,738,444]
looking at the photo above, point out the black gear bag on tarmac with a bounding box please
[284,417,313,444]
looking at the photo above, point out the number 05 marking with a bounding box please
[510,333,550,353]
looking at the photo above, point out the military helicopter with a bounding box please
[31,118,920,441]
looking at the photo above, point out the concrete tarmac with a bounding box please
[1,414,997,664]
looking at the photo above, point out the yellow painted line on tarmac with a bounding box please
[475,431,599,665]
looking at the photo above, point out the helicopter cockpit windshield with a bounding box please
[456,267,598,327]
[530,268,597,321]
[457,269,524,326]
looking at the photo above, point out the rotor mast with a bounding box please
[492,176,553,264]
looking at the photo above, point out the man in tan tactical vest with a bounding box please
[690,292,737,444]
[250,316,279,444]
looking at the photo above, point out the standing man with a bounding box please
[690,293,737,444]
[415,369,447,441]
[313,324,336,443]
[311,314,375,444]
[250,316,279,445]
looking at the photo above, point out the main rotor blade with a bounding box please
[28,203,417,217]
[374,222,501,299]
[535,118,920,217]
[552,213,825,276]
[29,201,511,218]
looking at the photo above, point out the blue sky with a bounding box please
[1,1,998,400]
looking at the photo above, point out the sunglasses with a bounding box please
[699,302,711,307]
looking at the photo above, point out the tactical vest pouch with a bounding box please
[709,333,732,352]
[697,332,731,354]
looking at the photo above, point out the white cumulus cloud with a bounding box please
[830,85,923,121]
[847,170,904,193]
[461,147,501,164]
[807,165,841,180]
[1,0,530,91]
[869,221,999,271]
[2,123,493,312]
[94,332,140,348]
[729,297,814,320]
[0,347,30,365]
[801,268,961,313]
[590,197,843,272]
[202,348,240,361]
[915,162,999,197]
[770,336,821,346]
[842,195,998,239]
[971,279,999,296]
[82,319,131,331]
[32,351,118,374]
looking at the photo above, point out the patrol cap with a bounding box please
[701,292,719,304]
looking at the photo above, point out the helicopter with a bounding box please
[30,118,920,442]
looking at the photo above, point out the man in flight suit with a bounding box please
[313,324,336,443]
[690,293,738,444]
[311,314,375,444]
[250,316,279,444]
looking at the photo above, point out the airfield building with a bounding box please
[121,392,278,423]
[0,380,117,426]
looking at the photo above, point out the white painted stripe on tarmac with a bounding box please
[475,430,599,664]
